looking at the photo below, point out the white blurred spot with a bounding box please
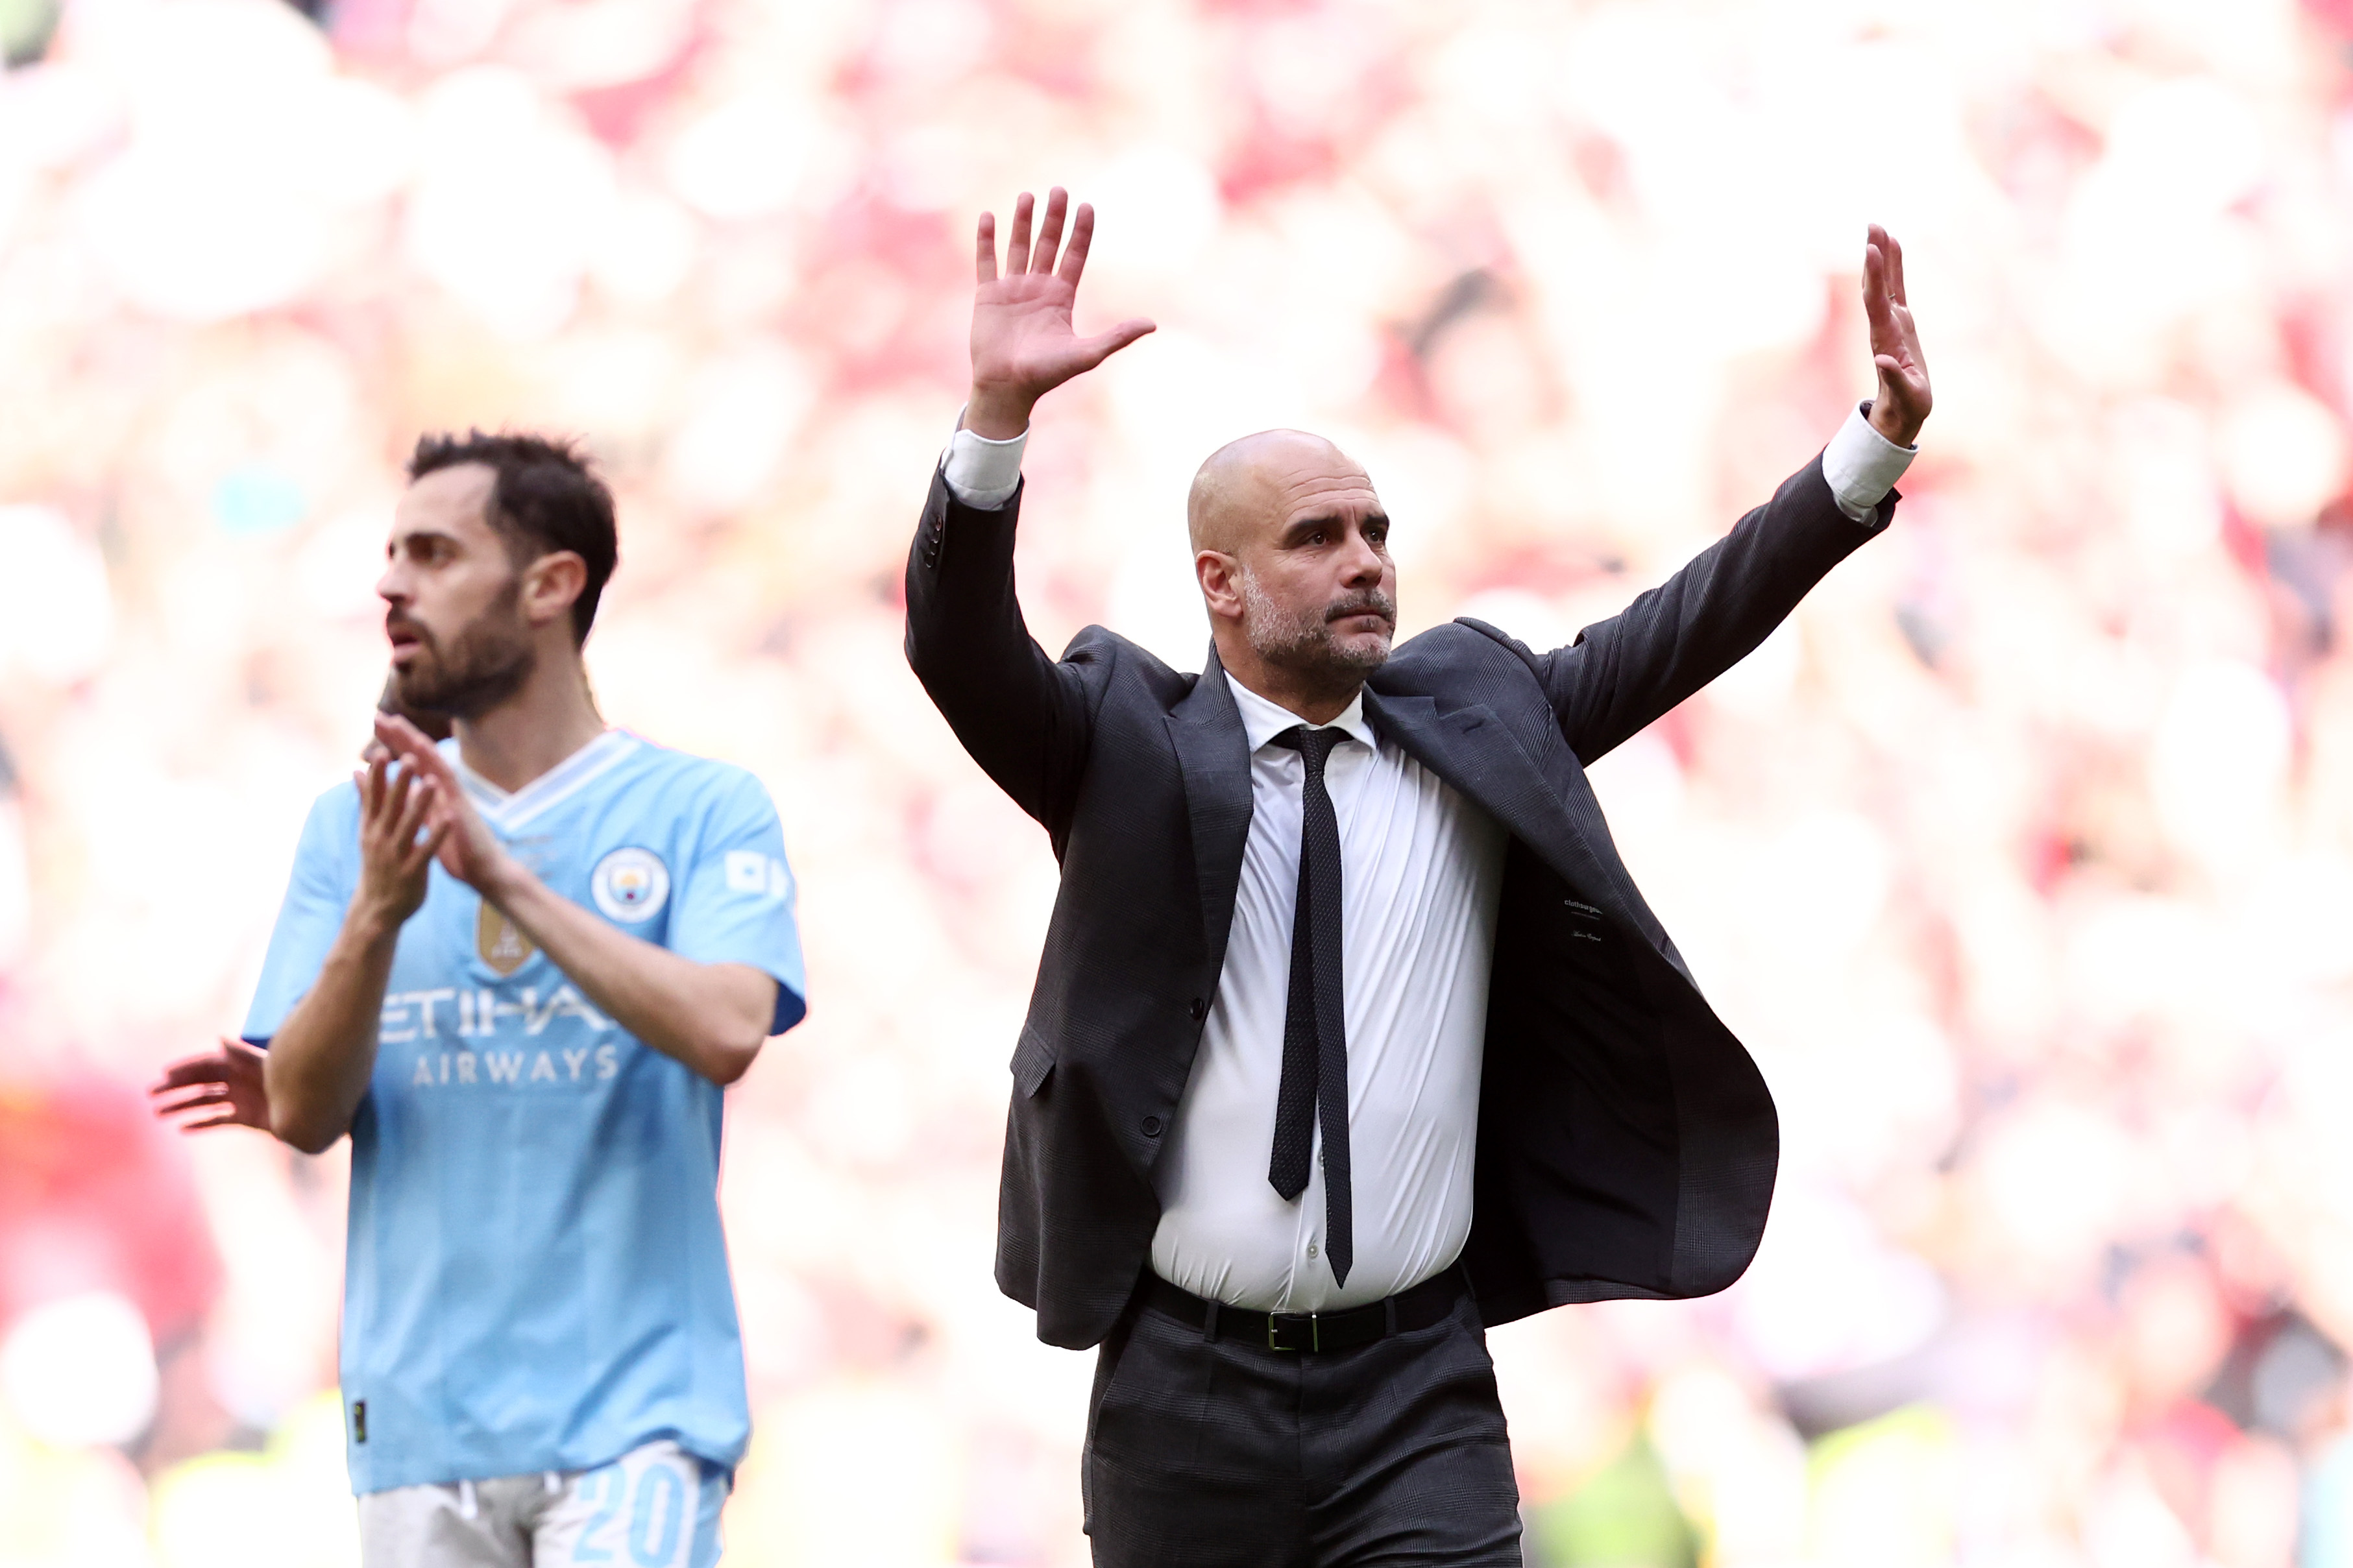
[1971,1098,2135,1272]
[2247,854,2353,985]
[1,1292,158,1449]
[1086,145,1223,274]
[408,0,517,65]
[0,505,113,684]
[2218,381,2347,531]
[406,67,615,337]
[1729,1185,1947,1379]
[2149,660,2290,875]
[2109,398,2222,559]
[0,797,27,969]
[664,93,842,221]
[661,343,815,512]
[1755,810,1892,956]
[592,187,700,306]
[1708,620,1801,715]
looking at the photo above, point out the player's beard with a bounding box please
[390,578,537,719]
[1239,568,1395,691]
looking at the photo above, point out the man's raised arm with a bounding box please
[1535,224,1932,764]
[903,187,1154,830]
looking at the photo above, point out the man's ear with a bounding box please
[522,551,588,630]
[1196,551,1245,624]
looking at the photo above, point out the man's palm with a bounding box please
[974,272,1095,392]
[965,187,1153,437]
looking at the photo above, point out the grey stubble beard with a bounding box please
[1238,567,1395,703]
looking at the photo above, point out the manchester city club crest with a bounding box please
[591,847,670,923]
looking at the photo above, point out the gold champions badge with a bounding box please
[476,902,536,976]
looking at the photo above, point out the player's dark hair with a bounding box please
[406,431,618,646]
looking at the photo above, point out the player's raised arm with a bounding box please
[264,757,448,1153]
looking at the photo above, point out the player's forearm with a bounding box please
[264,911,401,1153]
[487,867,774,1087]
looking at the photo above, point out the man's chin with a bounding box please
[390,668,457,718]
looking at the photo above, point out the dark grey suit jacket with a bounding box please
[905,454,1895,1349]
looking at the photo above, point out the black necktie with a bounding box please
[1268,725,1352,1286]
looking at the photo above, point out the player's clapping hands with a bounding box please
[354,749,449,929]
[371,714,515,900]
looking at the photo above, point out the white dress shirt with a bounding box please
[938,404,1916,1312]
[1149,681,1509,1310]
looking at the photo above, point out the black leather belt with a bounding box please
[1141,1264,1468,1353]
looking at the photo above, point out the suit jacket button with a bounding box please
[1141,1115,1163,1137]
[1188,998,1207,1022]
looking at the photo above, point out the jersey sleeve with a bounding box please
[670,769,809,1035]
[242,785,361,1046]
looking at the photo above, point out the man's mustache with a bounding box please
[1324,592,1396,626]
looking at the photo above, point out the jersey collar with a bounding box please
[445,729,641,834]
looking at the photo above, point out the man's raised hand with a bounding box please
[1863,224,1931,448]
[965,187,1155,440]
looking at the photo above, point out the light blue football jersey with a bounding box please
[244,730,807,1494]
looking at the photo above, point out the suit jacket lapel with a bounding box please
[1361,689,1648,923]
[1167,646,1255,976]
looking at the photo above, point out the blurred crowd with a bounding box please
[4,0,2353,1563]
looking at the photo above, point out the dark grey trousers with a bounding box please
[1082,1290,1523,1567]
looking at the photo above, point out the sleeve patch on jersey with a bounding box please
[724,849,794,901]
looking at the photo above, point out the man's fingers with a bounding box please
[1073,319,1158,371]
[382,764,417,834]
[360,756,386,818]
[176,1112,238,1133]
[1885,230,1907,305]
[155,1087,230,1115]
[1861,245,1897,339]
[395,776,436,862]
[975,211,997,284]
[374,712,441,767]
[150,1058,224,1091]
[1005,191,1035,275]
[1057,202,1096,287]
[1030,187,1068,276]
[415,819,454,873]
[377,714,461,793]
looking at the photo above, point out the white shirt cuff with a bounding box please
[1822,402,1915,523]
[942,414,1028,509]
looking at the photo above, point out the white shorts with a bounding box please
[356,1440,727,1568]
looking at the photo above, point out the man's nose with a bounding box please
[1339,529,1384,584]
